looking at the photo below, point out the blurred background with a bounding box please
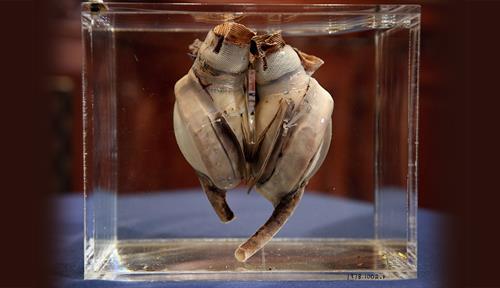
[50,0,455,211]
[6,0,499,287]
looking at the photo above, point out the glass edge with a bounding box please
[84,269,418,281]
[80,2,421,15]
[81,24,91,273]
[406,20,420,270]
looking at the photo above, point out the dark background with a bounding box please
[0,0,496,287]
[52,1,445,209]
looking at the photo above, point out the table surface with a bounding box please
[53,189,449,288]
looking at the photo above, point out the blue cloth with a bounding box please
[53,190,449,288]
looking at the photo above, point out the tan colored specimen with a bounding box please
[234,31,334,262]
[173,23,334,262]
[174,23,255,222]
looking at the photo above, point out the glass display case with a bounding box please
[82,3,420,281]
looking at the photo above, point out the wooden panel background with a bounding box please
[49,0,453,210]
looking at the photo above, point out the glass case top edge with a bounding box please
[81,2,421,16]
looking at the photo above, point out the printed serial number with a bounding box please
[347,273,386,280]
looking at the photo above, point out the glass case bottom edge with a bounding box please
[85,238,416,281]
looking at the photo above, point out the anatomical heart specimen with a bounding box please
[173,22,334,262]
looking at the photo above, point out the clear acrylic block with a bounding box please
[82,3,420,281]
